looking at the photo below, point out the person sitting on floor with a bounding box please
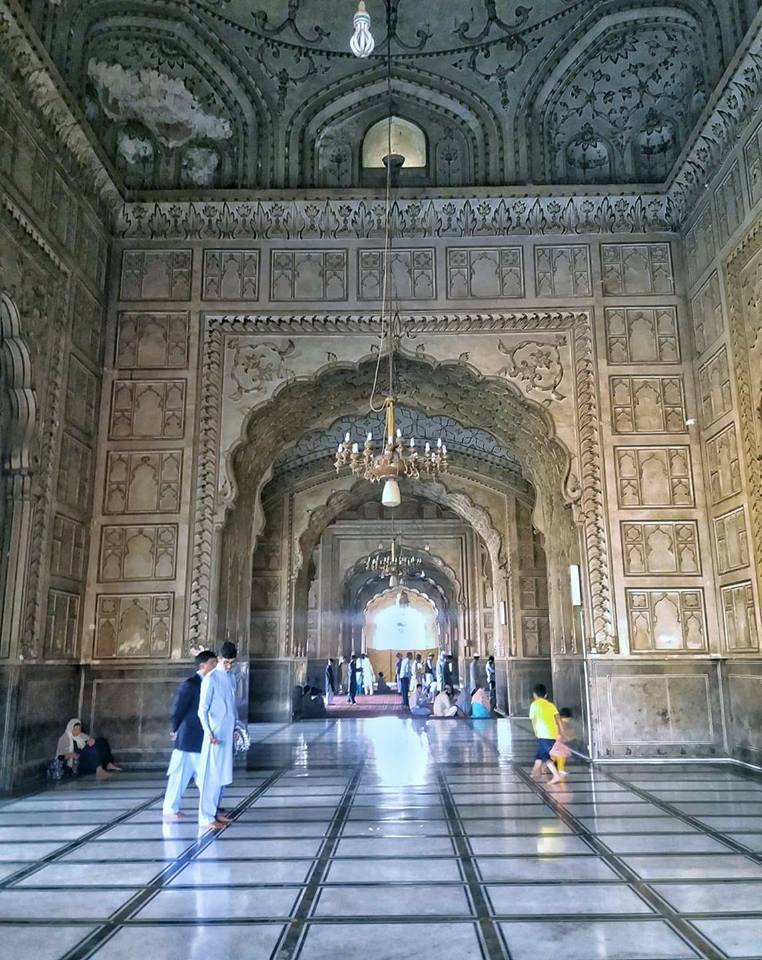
[301,686,327,719]
[471,686,492,718]
[56,719,121,780]
[432,685,458,718]
[376,672,392,694]
[455,686,472,718]
[410,682,433,717]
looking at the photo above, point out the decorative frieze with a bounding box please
[600,243,674,296]
[99,525,178,582]
[627,588,707,653]
[270,249,347,301]
[361,248,435,300]
[605,307,679,364]
[721,582,759,652]
[202,249,260,300]
[534,245,591,297]
[103,451,183,514]
[94,593,173,658]
[445,247,522,299]
[706,424,742,504]
[610,376,686,434]
[116,312,190,369]
[614,447,694,508]
[119,250,192,301]
[713,508,750,575]
[109,380,186,440]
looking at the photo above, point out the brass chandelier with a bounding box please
[365,537,427,587]
[337,3,449,508]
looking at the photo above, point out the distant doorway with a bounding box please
[364,588,438,683]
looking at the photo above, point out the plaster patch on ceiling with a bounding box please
[87,59,233,149]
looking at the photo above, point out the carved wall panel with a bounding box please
[614,447,694,508]
[610,376,686,433]
[44,590,79,659]
[522,615,551,657]
[270,250,347,301]
[98,525,178,581]
[446,247,523,299]
[359,249,435,300]
[621,522,700,576]
[690,273,724,356]
[119,250,192,301]
[627,589,707,653]
[252,577,281,611]
[109,380,186,439]
[721,582,759,652]
[685,206,716,285]
[706,424,742,504]
[714,161,744,247]
[713,507,750,575]
[56,434,93,513]
[744,117,762,208]
[50,515,85,580]
[71,281,103,365]
[698,347,733,426]
[202,250,260,301]
[534,245,591,297]
[600,244,674,296]
[605,307,679,364]
[115,313,190,369]
[49,169,77,247]
[103,451,183,514]
[519,577,548,609]
[94,594,173,658]
[65,356,98,435]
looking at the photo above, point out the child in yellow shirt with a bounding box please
[528,683,562,784]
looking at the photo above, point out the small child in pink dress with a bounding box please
[549,707,575,776]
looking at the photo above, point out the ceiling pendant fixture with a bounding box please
[365,537,427,587]
[337,4,448,508]
[350,1,375,58]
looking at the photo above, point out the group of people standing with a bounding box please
[324,653,383,704]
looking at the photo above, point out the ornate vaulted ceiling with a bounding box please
[20,0,759,191]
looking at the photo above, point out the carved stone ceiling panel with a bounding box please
[22,0,757,190]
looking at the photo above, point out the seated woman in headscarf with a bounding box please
[376,672,392,694]
[56,719,121,780]
[471,686,492,718]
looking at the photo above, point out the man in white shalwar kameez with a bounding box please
[197,641,238,829]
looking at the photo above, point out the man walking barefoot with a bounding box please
[197,641,239,830]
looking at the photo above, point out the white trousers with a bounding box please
[162,749,200,816]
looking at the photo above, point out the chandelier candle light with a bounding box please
[366,537,427,587]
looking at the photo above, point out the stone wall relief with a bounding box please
[116,312,190,369]
[621,522,700,576]
[721,582,760,652]
[614,446,694,509]
[98,525,178,582]
[713,508,750,576]
[627,588,707,653]
[605,307,679,365]
[610,376,686,434]
[705,425,742,505]
[94,593,173,658]
[690,273,724,357]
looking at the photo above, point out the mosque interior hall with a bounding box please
[3,0,762,957]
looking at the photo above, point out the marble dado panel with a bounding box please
[684,206,716,286]
[609,375,686,434]
[626,588,707,653]
[56,433,93,514]
[116,313,190,369]
[600,243,674,296]
[714,161,745,248]
[108,380,186,440]
[98,525,178,582]
[534,245,591,297]
[65,355,98,435]
[51,514,85,580]
[722,583,760,652]
[445,247,522,299]
[690,272,724,357]
[202,250,260,301]
[270,250,347,301]
[706,423,742,504]
[621,521,700,576]
[361,249,436,300]
[713,507,750,575]
[94,594,173,658]
[71,281,104,366]
[44,590,80,659]
[103,451,183,515]
[614,447,694,508]
[698,347,733,427]
[604,307,680,364]
[119,250,192,301]
[522,616,551,657]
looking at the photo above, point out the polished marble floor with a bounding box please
[1,719,762,960]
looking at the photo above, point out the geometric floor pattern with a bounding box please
[1,718,762,960]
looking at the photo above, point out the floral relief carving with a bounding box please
[496,338,566,404]
[228,340,297,402]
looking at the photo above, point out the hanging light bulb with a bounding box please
[350,1,374,58]
[381,477,401,509]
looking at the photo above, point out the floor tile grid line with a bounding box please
[436,769,511,960]
[56,764,293,959]
[0,788,170,890]
[272,752,369,960]
[511,764,726,960]
[596,767,762,867]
